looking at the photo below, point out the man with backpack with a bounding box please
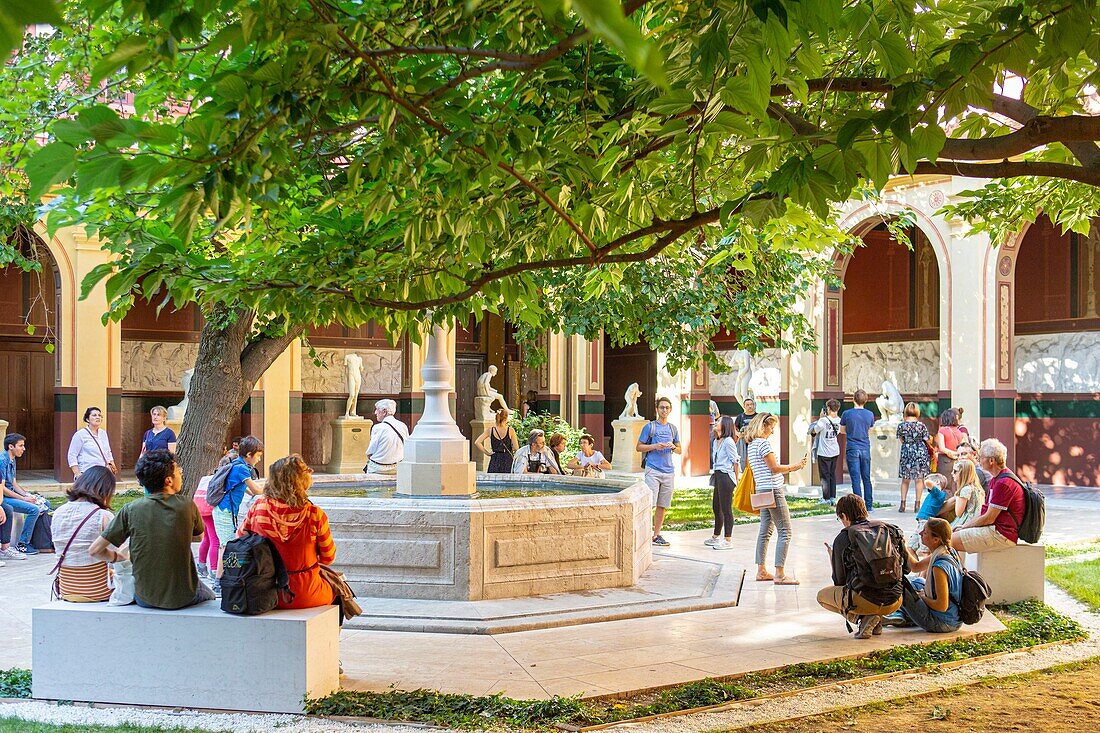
[817,494,907,639]
[952,438,1032,554]
[636,396,681,547]
[809,399,842,504]
[89,450,215,609]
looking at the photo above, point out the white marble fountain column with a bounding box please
[395,324,478,497]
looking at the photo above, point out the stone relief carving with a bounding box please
[710,349,782,398]
[842,340,939,395]
[121,341,199,391]
[1015,332,1100,393]
[302,348,402,395]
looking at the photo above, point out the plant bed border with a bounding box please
[301,601,1084,731]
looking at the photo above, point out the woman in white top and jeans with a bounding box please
[745,413,807,584]
[66,407,117,479]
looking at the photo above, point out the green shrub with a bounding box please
[510,412,586,457]
[0,668,30,699]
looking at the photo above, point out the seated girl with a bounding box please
[883,518,963,633]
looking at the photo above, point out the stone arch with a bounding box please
[31,221,78,386]
[823,200,952,395]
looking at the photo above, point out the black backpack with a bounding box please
[845,520,904,591]
[1004,472,1046,545]
[942,550,992,624]
[204,461,235,509]
[220,532,294,615]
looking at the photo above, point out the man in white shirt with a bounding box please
[364,399,410,474]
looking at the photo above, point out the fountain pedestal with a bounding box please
[328,417,372,474]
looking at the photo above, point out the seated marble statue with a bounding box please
[619,382,643,420]
[875,376,904,425]
[475,365,509,421]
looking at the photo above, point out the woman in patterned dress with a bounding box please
[895,402,931,513]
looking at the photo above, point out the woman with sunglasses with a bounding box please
[744,413,808,584]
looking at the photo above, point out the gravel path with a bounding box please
[1,585,1095,732]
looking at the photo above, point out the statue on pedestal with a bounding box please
[475,365,509,421]
[166,368,194,420]
[344,352,364,418]
[727,349,754,409]
[619,382,644,420]
[875,372,905,425]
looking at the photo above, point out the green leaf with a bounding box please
[0,0,63,58]
[872,34,914,77]
[91,38,148,84]
[25,142,77,198]
[572,0,667,87]
[909,124,947,164]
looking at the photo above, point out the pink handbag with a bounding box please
[750,490,777,510]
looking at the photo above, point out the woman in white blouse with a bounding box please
[67,407,117,479]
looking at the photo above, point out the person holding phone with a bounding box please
[744,413,808,584]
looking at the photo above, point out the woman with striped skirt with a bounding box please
[51,466,121,602]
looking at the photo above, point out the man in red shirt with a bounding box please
[952,438,1025,555]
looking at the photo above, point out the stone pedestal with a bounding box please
[470,418,494,471]
[327,417,372,474]
[165,418,183,440]
[611,418,646,473]
[973,544,1046,604]
[869,423,900,485]
[0,418,7,446]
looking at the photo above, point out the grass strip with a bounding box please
[0,719,225,733]
[1044,538,1100,559]
[1046,557,1100,611]
[661,491,881,532]
[305,600,1083,730]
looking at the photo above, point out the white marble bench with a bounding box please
[972,543,1046,605]
[32,600,339,713]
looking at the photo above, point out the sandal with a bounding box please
[773,576,801,585]
[756,571,775,582]
[898,501,906,513]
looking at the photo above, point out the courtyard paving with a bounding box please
[8,483,1096,702]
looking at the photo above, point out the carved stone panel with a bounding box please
[710,349,783,398]
[1015,332,1100,393]
[121,341,199,391]
[842,340,939,395]
[302,347,402,395]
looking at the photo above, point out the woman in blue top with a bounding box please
[140,406,177,456]
[886,517,963,633]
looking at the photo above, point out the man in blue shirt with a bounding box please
[1,433,52,557]
[840,390,876,510]
[636,396,681,547]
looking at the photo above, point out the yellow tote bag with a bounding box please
[733,465,756,514]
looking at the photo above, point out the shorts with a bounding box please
[954,525,1015,553]
[644,468,674,509]
[212,507,238,546]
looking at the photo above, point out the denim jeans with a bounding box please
[2,497,40,545]
[755,488,792,567]
[900,577,960,633]
[845,447,873,508]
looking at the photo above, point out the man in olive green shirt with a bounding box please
[90,450,214,609]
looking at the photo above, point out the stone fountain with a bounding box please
[313,325,654,601]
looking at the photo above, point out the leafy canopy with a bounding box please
[6,0,1100,371]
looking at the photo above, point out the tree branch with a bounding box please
[938,115,1100,161]
[912,160,1100,186]
[983,93,1100,169]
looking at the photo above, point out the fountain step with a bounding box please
[344,553,745,634]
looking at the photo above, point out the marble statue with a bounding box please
[474,365,509,421]
[344,352,364,418]
[727,349,754,408]
[166,368,194,420]
[619,382,644,420]
[874,372,904,425]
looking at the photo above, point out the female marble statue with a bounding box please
[344,353,364,417]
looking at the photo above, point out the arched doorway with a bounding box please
[0,230,59,470]
[602,334,657,449]
[1011,215,1100,486]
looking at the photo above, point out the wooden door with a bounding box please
[0,345,55,469]
[455,354,486,440]
[602,337,657,448]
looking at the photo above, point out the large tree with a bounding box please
[5,0,1100,489]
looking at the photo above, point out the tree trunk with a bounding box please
[174,305,304,498]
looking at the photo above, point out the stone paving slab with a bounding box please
[344,553,744,633]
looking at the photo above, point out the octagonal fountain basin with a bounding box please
[310,473,653,601]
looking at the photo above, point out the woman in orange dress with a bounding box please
[238,455,336,609]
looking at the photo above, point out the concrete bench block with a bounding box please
[973,543,1045,605]
[32,600,339,713]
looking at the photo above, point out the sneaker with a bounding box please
[652,535,670,547]
[16,543,38,556]
[703,536,720,547]
[197,562,209,579]
[880,611,913,628]
[855,614,882,639]
[712,539,734,551]
[0,559,5,567]
[0,548,29,561]
[871,617,883,636]
[211,580,222,598]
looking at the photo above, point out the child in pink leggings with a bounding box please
[193,475,220,579]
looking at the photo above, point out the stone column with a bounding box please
[396,324,477,497]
